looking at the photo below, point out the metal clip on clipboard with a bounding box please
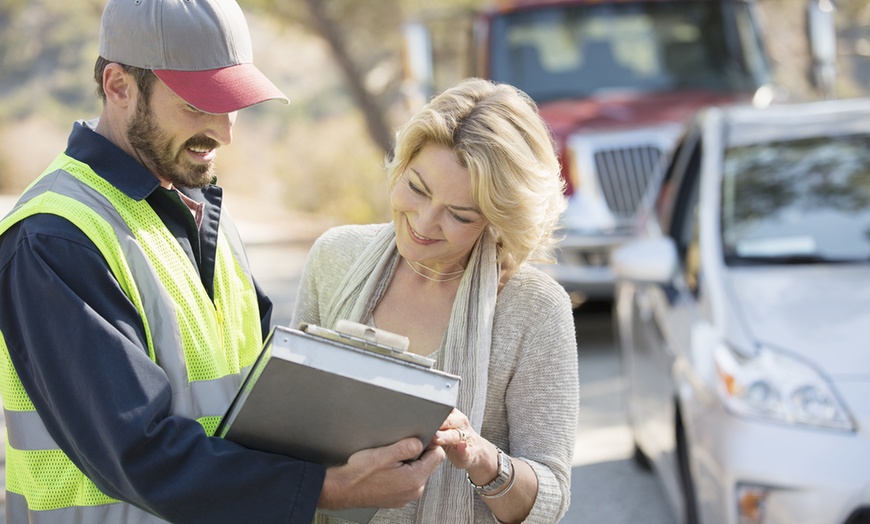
[300,319,435,368]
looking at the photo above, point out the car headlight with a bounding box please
[715,344,854,431]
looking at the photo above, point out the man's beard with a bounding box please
[126,97,219,189]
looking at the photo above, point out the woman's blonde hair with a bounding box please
[386,78,566,268]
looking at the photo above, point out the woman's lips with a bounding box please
[407,221,437,245]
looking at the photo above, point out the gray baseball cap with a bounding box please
[99,0,289,113]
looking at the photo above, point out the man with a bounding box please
[0,0,445,522]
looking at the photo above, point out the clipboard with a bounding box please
[216,322,460,523]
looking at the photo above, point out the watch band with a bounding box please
[467,446,513,496]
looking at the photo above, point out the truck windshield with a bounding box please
[489,1,770,103]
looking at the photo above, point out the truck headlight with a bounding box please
[715,344,854,431]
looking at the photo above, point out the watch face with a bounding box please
[469,447,512,494]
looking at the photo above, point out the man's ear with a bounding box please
[102,63,134,109]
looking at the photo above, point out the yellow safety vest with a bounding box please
[0,153,263,523]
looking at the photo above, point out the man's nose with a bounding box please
[208,111,237,146]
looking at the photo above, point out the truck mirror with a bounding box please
[806,0,837,98]
[401,22,435,105]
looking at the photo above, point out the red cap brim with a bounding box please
[155,64,289,114]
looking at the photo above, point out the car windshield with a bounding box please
[488,1,770,103]
[721,134,870,265]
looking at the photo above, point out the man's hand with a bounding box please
[318,437,446,510]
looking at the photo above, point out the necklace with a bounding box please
[404,258,465,282]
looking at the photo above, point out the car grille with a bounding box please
[593,145,664,219]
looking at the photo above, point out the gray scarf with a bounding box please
[321,222,499,523]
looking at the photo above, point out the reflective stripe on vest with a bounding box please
[0,153,263,522]
[6,492,161,524]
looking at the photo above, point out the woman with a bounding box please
[292,78,579,523]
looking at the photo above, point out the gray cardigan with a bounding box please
[292,224,579,523]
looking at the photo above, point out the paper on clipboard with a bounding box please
[302,320,435,368]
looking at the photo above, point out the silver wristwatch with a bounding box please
[467,446,513,495]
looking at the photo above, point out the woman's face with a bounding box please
[391,143,489,272]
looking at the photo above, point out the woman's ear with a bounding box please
[102,63,133,109]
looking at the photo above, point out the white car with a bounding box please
[612,98,870,524]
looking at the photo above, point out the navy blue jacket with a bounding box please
[0,121,325,523]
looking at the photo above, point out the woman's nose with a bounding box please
[414,206,442,236]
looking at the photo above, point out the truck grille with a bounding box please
[593,145,664,218]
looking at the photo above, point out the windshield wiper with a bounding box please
[724,253,865,266]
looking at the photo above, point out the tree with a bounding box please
[250,0,408,153]
[247,0,489,154]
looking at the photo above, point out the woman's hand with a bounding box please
[433,408,537,524]
[433,408,499,485]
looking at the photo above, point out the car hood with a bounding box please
[538,89,748,137]
[726,265,870,377]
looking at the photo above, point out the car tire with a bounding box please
[631,441,652,471]
[676,409,699,524]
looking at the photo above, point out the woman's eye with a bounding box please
[452,213,473,224]
[408,180,426,195]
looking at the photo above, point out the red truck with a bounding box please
[403,0,836,305]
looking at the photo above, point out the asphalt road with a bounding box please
[564,303,674,523]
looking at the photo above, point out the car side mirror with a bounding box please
[613,237,681,305]
[612,237,678,285]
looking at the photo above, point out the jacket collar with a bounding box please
[64,119,165,202]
